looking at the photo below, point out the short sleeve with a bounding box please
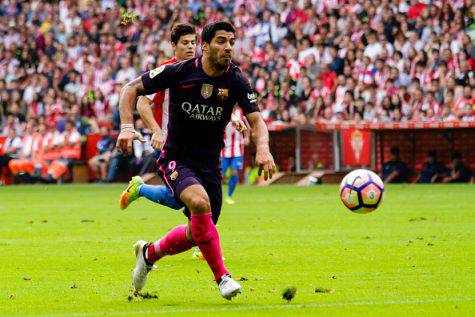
[234,70,260,115]
[141,63,179,95]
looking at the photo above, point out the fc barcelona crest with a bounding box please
[201,84,213,99]
[217,88,229,101]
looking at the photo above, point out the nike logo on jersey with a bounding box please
[180,84,195,89]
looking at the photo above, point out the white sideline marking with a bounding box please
[26,298,474,317]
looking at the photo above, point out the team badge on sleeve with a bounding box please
[149,65,166,78]
[201,84,213,99]
[217,88,229,101]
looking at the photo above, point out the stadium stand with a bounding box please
[0,0,474,184]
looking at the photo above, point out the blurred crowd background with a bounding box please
[0,0,474,183]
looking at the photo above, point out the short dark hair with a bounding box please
[201,21,235,44]
[170,23,196,45]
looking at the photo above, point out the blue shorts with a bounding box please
[221,156,243,174]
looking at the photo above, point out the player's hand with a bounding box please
[116,130,145,156]
[150,131,164,151]
[256,149,276,181]
[231,117,247,132]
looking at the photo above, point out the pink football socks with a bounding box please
[147,224,193,263]
[190,212,229,281]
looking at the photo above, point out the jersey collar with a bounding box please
[196,56,231,77]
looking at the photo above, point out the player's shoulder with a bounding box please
[158,58,177,67]
[227,62,247,82]
[227,62,243,76]
[159,58,195,74]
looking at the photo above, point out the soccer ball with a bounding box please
[339,169,384,214]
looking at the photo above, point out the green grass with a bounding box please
[0,184,474,316]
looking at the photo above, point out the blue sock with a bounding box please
[139,184,183,210]
[228,174,239,198]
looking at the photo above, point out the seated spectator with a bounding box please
[42,121,82,183]
[8,120,41,180]
[443,152,472,183]
[88,126,115,182]
[0,128,22,182]
[417,150,446,183]
[382,147,409,183]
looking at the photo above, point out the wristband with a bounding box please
[121,124,134,130]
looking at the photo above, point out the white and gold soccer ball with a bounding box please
[339,169,384,214]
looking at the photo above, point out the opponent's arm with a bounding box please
[231,115,247,132]
[136,96,164,150]
[116,77,147,155]
[246,112,275,180]
[243,128,251,146]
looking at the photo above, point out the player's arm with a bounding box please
[231,115,247,133]
[117,63,177,155]
[243,127,251,146]
[235,71,275,180]
[116,77,147,155]
[136,96,163,150]
[383,170,400,184]
[246,112,275,180]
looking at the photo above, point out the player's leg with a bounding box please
[132,222,194,291]
[120,149,184,210]
[225,156,243,204]
[119,176,183,210]
[180,179,241,299]
[131,160,199,291]
[192,157,229,258]
[193,173,224,260]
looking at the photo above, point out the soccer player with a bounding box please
[119,23,197,211]
[222,107,250,205]
[116,21,275,300]
[119,23,246,211]
[119,23,246,260]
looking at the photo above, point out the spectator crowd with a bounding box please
[0,0,474,183]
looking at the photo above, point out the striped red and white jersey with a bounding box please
[152,58,177,139]
[222,108,245,158]
[21,133,42,159]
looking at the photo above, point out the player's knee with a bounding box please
[188,195,211,213]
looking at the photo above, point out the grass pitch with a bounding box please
[0,184,474,316]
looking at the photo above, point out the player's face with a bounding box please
[208,30,235,70]
[173,34,197,61]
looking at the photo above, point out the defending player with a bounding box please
[116,21,275,300]
[221,107,250,205]
[119,23,197,211]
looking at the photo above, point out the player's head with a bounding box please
[390,147,400,160]
[201,21,235,70]
[170,23,197,61]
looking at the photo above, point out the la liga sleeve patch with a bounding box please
[149,65,166,79]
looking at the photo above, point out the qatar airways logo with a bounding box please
[181,102,223,121]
